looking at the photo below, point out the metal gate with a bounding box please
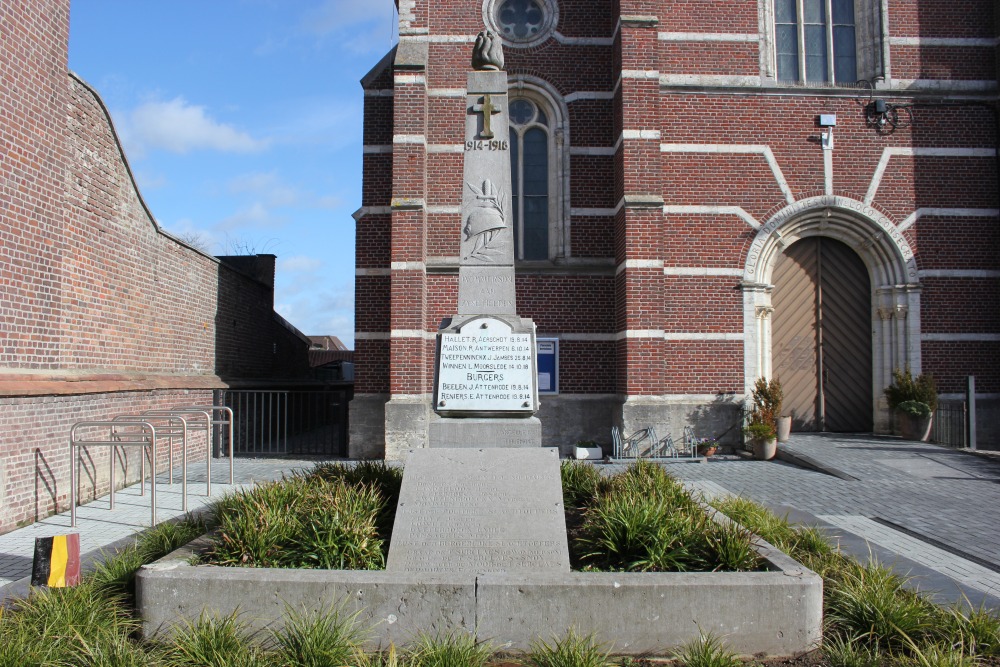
[772,237,873,432]
[218,388,350,457]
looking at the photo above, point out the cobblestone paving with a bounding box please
[0,457,317,595]
[670,433,1000,609]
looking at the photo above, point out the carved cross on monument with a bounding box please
[473,94,502,140]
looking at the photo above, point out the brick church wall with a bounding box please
[353,0,1000,454]
[0,0,309,533]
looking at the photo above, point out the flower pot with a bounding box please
[697,445,718,458]
[776,415,792,442]
[899,411,933,442]
[752,437,777,460]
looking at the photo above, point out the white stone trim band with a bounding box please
[390,262,426,271]
[889,36,999,47]
[921,333,1000,342]
[663,204,761,229]
[363,145,393,154]
[393,134,427,145]
[663,267,745,277]
[356,268,391,277]
[428,144,465,153]
[898,208,999,232]
[390,330,438,340]
[658,32,758,42]
[918,270,1000,279]
[660,74,763,87]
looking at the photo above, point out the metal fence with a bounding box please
[217,388,350,457]
[930,400,967,449]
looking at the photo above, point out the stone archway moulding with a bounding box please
[742,196,921,434]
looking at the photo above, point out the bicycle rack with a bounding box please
[70,421,157,527]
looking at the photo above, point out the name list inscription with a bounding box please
[437,320,535,412]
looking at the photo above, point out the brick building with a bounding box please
[352,0,1000,457]
[0,0,309,534]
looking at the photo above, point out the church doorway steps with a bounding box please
[772,237,874,433]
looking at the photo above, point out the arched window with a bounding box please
[508,97,550,260]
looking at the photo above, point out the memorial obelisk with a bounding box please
[428,30,541,448]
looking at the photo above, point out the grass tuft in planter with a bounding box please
[560,461,602,510]
[208,462,402,570]
[528,629,612,667]
[158,611,272,667]
[270,601,368,667]
[570,461,760,572]
[674,633,742,667]
[407,630,496,667]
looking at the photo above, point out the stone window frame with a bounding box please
[507,77,569,263]
[483,0,560,49]
[759,0,888,85]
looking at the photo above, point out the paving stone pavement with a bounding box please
[670,433,1000,610]
[0,456,318,600]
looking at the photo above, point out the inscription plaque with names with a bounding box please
[386,448,570,574]
[436,316,536,414]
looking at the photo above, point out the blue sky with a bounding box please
[68,1,399,348]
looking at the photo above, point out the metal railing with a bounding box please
[931,400,967,449]
[219,388,349,457]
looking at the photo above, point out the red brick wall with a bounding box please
[356,0,1000,443]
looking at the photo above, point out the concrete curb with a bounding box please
[136,533,822,656]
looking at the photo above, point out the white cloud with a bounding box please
[278,255,324,273]
[216,202,286,230]
[227,171,300,207]
[299,0,390,36]
[120,97,269,156]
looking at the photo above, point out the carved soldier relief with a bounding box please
[464,179,508,262]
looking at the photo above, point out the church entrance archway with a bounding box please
[772,237,873,432]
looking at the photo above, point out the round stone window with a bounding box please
[483,0,558,48]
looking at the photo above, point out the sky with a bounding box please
[68,1,400,348]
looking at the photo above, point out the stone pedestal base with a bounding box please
[429,415,541,448]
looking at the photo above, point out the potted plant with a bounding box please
[746,377,782,457]
[744,420,777,460]
[884,368,937,442]
[696,438,719,457]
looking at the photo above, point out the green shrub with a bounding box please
[897,400,932,418]
[885,369,938,411]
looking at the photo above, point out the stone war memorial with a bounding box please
[390,28,569,577]
[137,31,822,657]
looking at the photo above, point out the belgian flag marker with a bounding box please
[31,534,81,588]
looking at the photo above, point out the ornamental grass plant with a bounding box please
[564,460,760,572]
[207,462,402,570]
[712,495,1000,667]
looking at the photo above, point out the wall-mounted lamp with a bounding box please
[818,114,836,150]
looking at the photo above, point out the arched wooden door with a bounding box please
[772,237,873,432]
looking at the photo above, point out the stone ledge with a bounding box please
[0,372,226,397]
[136,536,822,656]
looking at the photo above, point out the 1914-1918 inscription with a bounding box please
[386,448,570,574]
